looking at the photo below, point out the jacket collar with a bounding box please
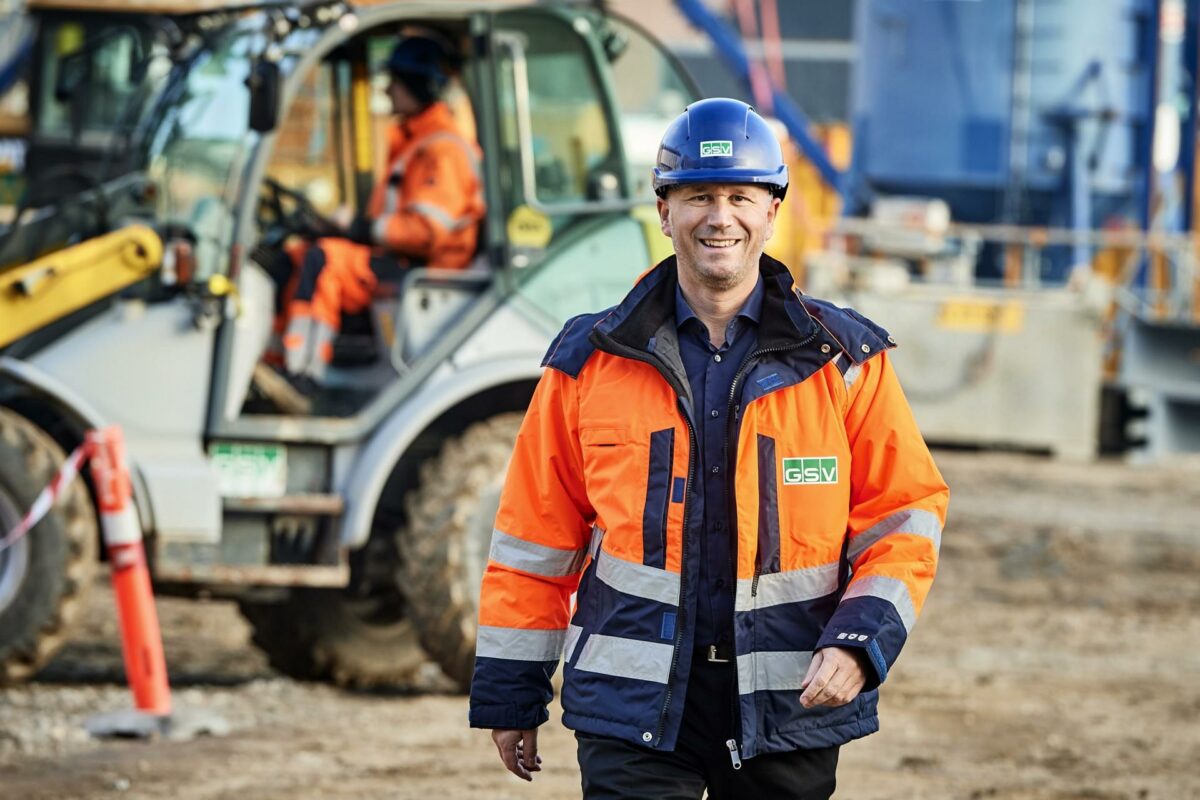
[595,253,819,355]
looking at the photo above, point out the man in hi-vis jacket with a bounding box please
[469,97,949,799]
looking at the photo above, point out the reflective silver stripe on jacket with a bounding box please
[382,130,482,217]
[842,574,917,632]
[596,548,680,606]
[735,561,840,611]
[564,624,584,663]
[588,525,605,559]
[489,529,588,578]
[843,363,863,392]
[476,625,566,662]
[846,509,942,564]
[737,650,814,694]
[408,200,477,232]
[573,633,674,684]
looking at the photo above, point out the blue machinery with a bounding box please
[676,0,1199,285]
[674,0,1200,458]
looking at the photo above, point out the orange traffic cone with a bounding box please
[86,426,171,719]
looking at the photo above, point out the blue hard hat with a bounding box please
[386,35,451,106]
[652,98,788,200]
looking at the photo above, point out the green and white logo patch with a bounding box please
[699,140,733,157]
[782,456,839,486]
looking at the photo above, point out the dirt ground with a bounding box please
[1,450,1198,800]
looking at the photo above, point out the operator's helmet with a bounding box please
[652,97,788,200]
[386,34,453,107]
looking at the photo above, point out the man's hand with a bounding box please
[491,728,542,781]
[799,647,868,709]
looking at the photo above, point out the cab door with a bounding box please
[489,7,698,323]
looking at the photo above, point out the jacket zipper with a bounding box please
[591,332,695,748]
[722,333,817,759]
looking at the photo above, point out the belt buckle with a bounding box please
[707,644,731,663]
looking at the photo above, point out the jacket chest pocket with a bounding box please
[580,426,677,569]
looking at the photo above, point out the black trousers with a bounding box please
[576,654,839,799]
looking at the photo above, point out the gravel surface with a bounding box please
[1,450,1197,799]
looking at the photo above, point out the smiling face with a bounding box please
[657,183,781,292]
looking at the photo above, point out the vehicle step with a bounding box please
[154,562,348,588]
[223,494,345,515]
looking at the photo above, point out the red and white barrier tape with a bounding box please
[0,441,91,554]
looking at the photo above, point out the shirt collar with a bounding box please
[675,275,764,332]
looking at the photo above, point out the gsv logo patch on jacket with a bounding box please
[782,456,839,485]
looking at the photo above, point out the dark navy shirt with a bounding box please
[675,277,763,652]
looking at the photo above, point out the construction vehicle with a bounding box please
[0,0,697,688]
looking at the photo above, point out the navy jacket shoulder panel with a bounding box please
[541,309,612,378]
[799,296,895,365]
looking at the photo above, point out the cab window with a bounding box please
[604,16,697,199]
[495,11,622,208]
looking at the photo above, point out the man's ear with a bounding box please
[764,195,782,240]
[657,196,671,237]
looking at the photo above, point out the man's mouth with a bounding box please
[699,238,739,249]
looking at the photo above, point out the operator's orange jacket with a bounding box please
[468,256,949,759]
[366,100,484,268]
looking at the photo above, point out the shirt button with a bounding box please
[642,731,653,743]
[711,465,720,474]
[713,354,722,362]
[710,409,719,418]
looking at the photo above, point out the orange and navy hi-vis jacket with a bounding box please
[468,255,949,758]
[366,101,484,269]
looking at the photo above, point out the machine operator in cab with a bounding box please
[274,32,484,394]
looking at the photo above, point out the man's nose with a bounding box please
[704,199,734,229]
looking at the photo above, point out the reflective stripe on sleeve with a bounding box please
[842,574,917,632]
[735,561,840,611]
[408,200,476,232]
[596,548,680,606]
[489,529,588,578]
[846,509,942,564]
[573,634,674,684]
[476,625,566,661]
[736,650,814,694]
[372,215,390,245]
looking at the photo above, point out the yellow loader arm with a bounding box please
[0,225,163,348]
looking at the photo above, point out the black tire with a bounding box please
[238,530,427,689]
[399,412,524,690]
[0,408,98,684]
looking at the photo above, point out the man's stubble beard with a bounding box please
[676,245,763,293]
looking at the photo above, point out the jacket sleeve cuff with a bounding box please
[468,702,550,731]
[815,630,888,692]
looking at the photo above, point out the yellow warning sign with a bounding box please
[937,298,1025,334]
[506,205,552,249]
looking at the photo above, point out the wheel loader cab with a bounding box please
[232,6,663,421]
[238,19,488,418]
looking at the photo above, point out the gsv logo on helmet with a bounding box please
[699,140,733,157]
